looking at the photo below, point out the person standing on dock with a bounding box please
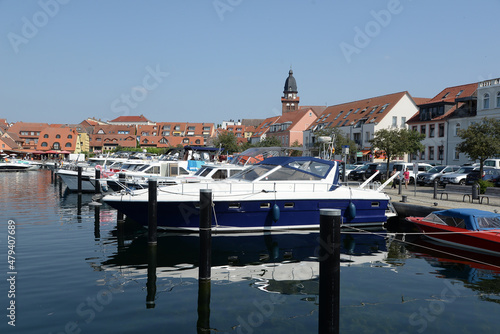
[391,168,397,189]
[404,168,410,189]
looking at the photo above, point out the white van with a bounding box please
[392,162,433,184]
[483,159,500,169]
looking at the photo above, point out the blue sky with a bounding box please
[1,0,499,125]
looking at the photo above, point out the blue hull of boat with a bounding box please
[107,198,388,231]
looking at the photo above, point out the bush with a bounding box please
[477,180,494,194]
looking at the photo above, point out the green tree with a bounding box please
[212,132,239,154]
[256,136,282,148]
[369,128,425,179]
[456,117,500,177]
[289,140,303,156]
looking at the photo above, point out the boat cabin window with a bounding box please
[230,165,275,181]
[477,216,500,229]
[229,169,241,177]
[264,166,322,181]
[212,169,228,180]
[195,167,213,177]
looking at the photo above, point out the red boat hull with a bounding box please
[407,217,500,256]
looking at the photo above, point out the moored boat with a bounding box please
[406,208,500,256]
[103,156,394,232]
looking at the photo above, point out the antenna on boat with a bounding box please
[317,135,335,160]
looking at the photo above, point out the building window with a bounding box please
[455,123,461,136]
[429,146,434,160]
[44,134,49,138]
[420,125,426,136]
[68,134,72,139]
[392,116,397,127]
[412,125,417,132]
[162,131,170,136]
[484,93,490,109]
[41,142,48,147]
[454,149,460,160]
[56,134,61,139]
[53,142,60,150]
[429,124,435,138]
[401,117,406,128]
[497,92,500,108]
[365,131,370,142]
[195,139,200,144]
[420,151,425,160]
[438,123,445,137]
[65,143,71,147]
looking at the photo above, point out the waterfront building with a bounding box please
[303,91,422,161]
[406,83,477,165]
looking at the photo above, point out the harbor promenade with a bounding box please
[381,184,500,217]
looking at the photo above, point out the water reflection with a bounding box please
[98,230,391,296]
[390,231,500,305]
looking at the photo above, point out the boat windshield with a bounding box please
[229,160,331,182]
[423,213,466,229]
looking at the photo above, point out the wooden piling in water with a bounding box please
[318,208,340,334]
[94,168,101,194]
[77,166,82,193]
[148,179,158,246]
[199,189,212,281]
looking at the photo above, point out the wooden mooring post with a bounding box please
[197,189,212,333]
[148,178,158,246]
[94,168,101,194]
[318,208,341,334]
[77,166,82,193]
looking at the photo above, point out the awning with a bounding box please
[361,150,371,155]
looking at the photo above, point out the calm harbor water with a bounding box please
[2,170,500,333]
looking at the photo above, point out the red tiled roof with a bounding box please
[108,115,151,123]
[407,83,477,124]
[307,91,409,131]
[251,116,280,138]
[421,83,477,105]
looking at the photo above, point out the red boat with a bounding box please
[406,209,500,256]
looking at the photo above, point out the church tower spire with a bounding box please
[281,68,299,113]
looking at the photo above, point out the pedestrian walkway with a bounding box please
[382,184,500,212]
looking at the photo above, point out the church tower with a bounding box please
[281,68,300,113]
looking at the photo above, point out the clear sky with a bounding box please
[1,0,499,125]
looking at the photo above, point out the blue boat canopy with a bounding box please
[428,209,500,231]
[230,156,339,182]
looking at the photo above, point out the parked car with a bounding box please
[416,165,461,186]
[393,162,433,184]
[439,166,478,186]
[465,167,500,185]
[365,163,389,182]
[349,164,369,181]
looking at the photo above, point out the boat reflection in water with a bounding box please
[98,229,392,296]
